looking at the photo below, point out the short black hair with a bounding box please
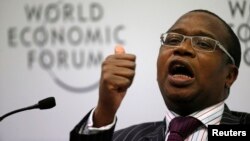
[189,9,241,68]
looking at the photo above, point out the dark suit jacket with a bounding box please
[70,104,250,141]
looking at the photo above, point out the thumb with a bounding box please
[115,44,125,54]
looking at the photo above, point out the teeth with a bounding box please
[172,74,192,79]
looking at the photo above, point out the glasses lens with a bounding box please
[163,33,184,46]
[192,37,216,51]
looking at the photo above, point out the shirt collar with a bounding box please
[165,101,225,133]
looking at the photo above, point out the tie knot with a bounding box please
[168,116,203,139]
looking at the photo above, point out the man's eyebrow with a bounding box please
[167,28,186,34]
[167,28,216,39]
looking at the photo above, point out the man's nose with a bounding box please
[173,39,196,58]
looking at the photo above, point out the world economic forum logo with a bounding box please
[228,0,250,66]
[7,1,125,93]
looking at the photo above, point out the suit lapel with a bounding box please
[220,104,240,124]
[143,120,165,141]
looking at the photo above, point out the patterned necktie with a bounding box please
[167,116,203,141]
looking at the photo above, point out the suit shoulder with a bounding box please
[231,110,250,124]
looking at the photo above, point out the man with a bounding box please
[70,9,250,141]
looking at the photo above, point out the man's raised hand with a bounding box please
[93,45,136,127]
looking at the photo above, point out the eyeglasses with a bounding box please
[160,32,235,65]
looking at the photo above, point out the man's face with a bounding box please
[157,12,233,115]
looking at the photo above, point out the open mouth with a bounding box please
[168,60,194,86]
[169,61,194,78]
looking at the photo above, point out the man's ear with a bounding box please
[225,65,238,88]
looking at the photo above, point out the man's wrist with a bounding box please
[79,108,117,135]
[93,105,117,127]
